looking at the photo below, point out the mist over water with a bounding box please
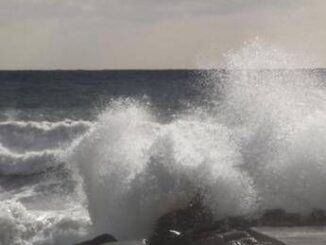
[72,100,256,239]
[1,40,326,244]
[71,40,326,239]
[218,40,326,212]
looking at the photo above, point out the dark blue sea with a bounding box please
[1,69,326,244]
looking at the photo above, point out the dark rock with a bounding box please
[222,230,250,242]
[149,230,191,245]
[74,234,117,245]
[148,193,309,245]
[236,237,259,245]
[148,193,263,245]
[248,229,286,245]
[148,193,214,245]
[211,216,254,232]
[222,231,259,245]
[190,234,225,245]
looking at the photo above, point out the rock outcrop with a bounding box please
[148,194,259,245]
[74,233,117,245]
[74,197,326,245]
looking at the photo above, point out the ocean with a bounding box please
[0,70,203,244]
[2,43,326,245]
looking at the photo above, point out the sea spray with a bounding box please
[0,200,90,245]
[213,40,326,212]
[71,100,256,239]
[70,40,326,240]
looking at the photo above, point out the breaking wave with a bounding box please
[0,120,92,152]
[71,100,256,239]
[0,200,90,245]
[2,39,326,244]
[70,40,326,239]
[0,120,92,243]
[0,119,93,176]
[0,145,62,176]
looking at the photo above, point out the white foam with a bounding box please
[214,40,326,212]
[70,100,256,239]
[69,40,326,240]
[0,119,92,131]
[0,145,62,175]
[0,120,92,152]
[0,200,91,245]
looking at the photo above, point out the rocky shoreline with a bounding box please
[74,196,326,245]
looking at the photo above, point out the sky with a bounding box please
[0,0,326,69]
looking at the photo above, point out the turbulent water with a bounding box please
[1,40,326,244]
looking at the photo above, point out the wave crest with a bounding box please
[69,40,326,240]
[0,120,92,152]
[71,101,256,239]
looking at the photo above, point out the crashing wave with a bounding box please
[0,120,92,152]
[70,40,326,239]
[0,200,90,245]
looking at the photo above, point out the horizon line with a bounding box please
[0,68,325,72]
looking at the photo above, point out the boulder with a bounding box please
[74,233,117,245]
[222,230,250,242]
[190,233,225,245]
[148,193,214,245]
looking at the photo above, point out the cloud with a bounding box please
[0,0,309,23]
[0,0,325,69]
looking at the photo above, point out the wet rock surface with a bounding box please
[148,227,280,245]
[74,196,326,245]
[74,233,117,245]
[147,195,320,245]
[147,195,266,245]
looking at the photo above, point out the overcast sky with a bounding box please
[0,0,325,69]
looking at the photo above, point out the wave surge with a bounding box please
[70,40,326,239]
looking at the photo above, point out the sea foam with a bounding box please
[70,40,326,239]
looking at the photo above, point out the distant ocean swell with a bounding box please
[0,120,92,176]
[0,120,91,152]
[2,39,326,244]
